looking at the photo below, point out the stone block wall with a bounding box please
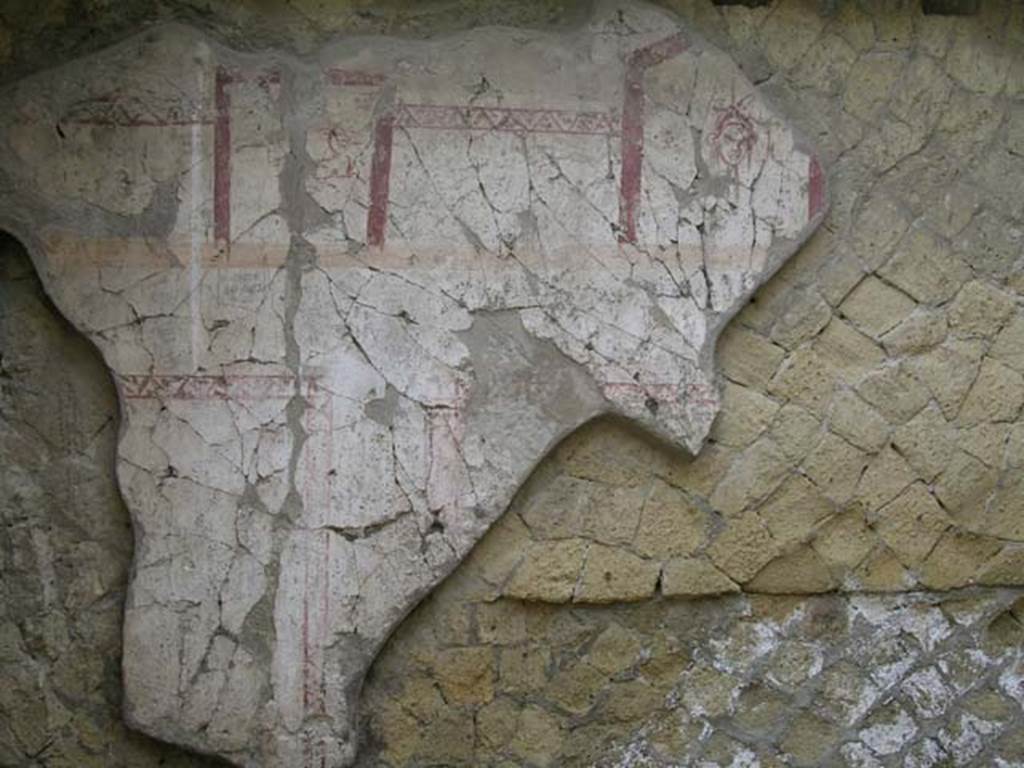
[363,553,1024,765]
[0,235,215,768]
[358,422,1024,766]
[2,1,1024,766]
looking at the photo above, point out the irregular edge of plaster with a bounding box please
[0,3,831,761]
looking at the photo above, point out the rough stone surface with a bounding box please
[359,508,1024,766]
[0,3,825,764]
[0,235,217,768]
[2,0,1024,766]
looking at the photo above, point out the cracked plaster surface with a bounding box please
[0,3,825,764]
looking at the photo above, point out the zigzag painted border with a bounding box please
[393,103,618,136]
[119,373,310,401]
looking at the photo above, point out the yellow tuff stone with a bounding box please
[661,556,740,598]
[634,479,710,559]
[504,538,587,603]
[574,544,659,604]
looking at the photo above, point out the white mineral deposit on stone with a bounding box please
[840,742,884,768]
[901,666,954,720]
[707,620,778,674]
[858,706,918,756]
[0,1,826,764]
[938,712,999,762]
[999,660,1024,705]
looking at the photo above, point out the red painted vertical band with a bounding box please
[301,557,311,710]
[320,528,329,715]
[618,66,645,244]
[366,114,395,248]
[617,34,687,245]
[214,68,232,247]
[808,155,825,221]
